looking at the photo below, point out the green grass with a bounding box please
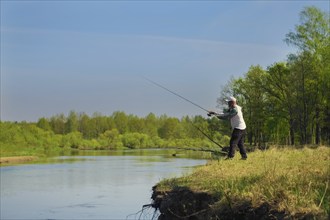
[157,147,330,217]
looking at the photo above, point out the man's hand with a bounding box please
[207,111,216,117]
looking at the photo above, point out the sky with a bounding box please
[1,1,329,122]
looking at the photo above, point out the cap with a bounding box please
[225,96,236,102]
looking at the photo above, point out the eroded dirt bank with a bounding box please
[151,185,326,220]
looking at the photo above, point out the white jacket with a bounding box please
[230,105,246,130]
[217,105,246,130]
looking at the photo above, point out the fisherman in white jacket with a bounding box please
[208,97,247,160]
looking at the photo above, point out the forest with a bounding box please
[1,6,329,157]
[0,112,230,156]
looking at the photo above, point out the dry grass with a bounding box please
[157,146,330,217]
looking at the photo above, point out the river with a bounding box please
[0,149,207,220]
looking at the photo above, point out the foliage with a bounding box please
[1,112,229,156]
[218,6,330,146]
[0,121,61,156]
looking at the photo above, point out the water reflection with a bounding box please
[1,149,207,219]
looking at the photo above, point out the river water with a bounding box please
[0,149,207,220]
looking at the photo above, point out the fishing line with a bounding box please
[143,76,209,113]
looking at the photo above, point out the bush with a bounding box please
[121,132,151,149]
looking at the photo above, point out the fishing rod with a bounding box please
[190,123,224,149]
[143,76,210,113]
[144,76,225,150]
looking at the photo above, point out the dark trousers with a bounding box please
[228,128,247,159]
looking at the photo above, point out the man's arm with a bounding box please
[225,107,238,118]
[208,107,237,120]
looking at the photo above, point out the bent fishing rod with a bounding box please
[143,76,224,149]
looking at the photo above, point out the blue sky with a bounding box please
[1,1,329,121]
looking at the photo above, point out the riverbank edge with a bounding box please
[150,147,329,220]
[0,156,39,165]
[151,185,327,220]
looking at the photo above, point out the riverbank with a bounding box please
[0,156,39,165]
[151,147,330,219]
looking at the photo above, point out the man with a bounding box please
[208,97,247,160]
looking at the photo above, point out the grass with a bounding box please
[156,146,330,217]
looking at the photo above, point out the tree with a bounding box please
[285,6,329,54]
[285,6,330,144]
[158,117,181,139]
[37,117,52,131]
[144,113,158,137]
[264,62,296,145]
[78,113,92,139]
[320,42,330,144]
[112,111,128,134]
[233,65,267,146]
[89,113,109,138]
[128,114,145,133]
[50,114,66,135]
[65,111,78,133]
[287,52,317,144]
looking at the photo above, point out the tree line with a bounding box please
[0,112,231,156]
[218,6,329,146]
